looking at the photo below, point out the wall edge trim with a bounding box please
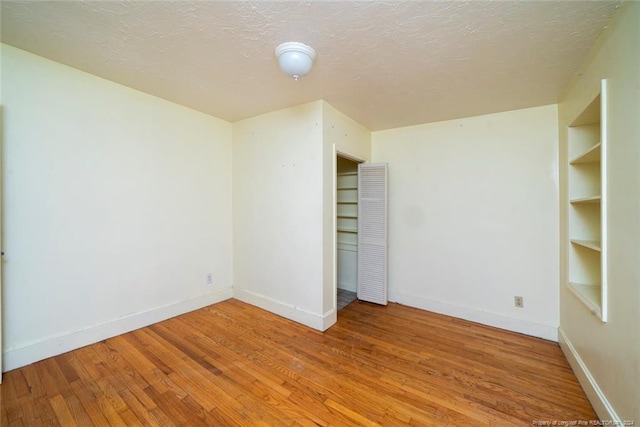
[558,327,622,423]
[233,288,334,331]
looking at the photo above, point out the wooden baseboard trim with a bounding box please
[3,287,233,372]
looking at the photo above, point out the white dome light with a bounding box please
[274,42,317,81]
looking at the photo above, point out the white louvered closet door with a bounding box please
[357,162,388,305]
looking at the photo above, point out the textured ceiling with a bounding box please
[0,1,622,131]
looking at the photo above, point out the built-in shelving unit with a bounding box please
[567,79,607,322]
[337,157,360,293]
[337,171,359,246]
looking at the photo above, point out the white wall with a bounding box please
[322,102,371,312]
[232,101,331,329]
[558,3,640,423]
[372,105,559,340]
[1,45,233,371]
[232,101,370,330]
[323,102,371,163]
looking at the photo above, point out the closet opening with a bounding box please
[336,155,361,311]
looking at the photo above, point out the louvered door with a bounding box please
[357,162,388,305]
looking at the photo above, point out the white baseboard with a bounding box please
[388,291,558,341]
[233,288,336,331]
[558,328,622,423]
[323,308,337,331]
[3,286,233,372]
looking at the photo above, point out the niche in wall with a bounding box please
[567,79,608,322]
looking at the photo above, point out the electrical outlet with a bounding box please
[206,273,214,285]
[514,296,524,308]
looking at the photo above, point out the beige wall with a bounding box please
[231,101,371,329]
[232,101,330,329]
[4,11,637,420]
[323,101,371,163]
[1,45,234,370]
[558,2,640,422]
[322,102,372,312]
[372,105,560,340]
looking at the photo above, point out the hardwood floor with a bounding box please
[2,299,595,426]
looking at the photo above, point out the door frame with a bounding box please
[335,151,365,314]
[0,106,4,382]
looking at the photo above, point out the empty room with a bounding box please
[1,1,638,425]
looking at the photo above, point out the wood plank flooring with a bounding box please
[2,299,596,426]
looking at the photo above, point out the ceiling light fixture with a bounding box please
[274,42,316,81]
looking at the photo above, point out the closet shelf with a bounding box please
[568,282,602,320]
[337,172,358,176]
[337,242,357,252]
[337,227,358,233]
[570,239,601,252]
[337,214,358,218]
[337,187,358,190]
[570,143,601,164]
[570,195,601,204]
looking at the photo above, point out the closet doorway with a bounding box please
[336,155,361,311]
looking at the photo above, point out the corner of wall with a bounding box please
[322,101,372,162]
[233,287,333,331]
[558,328,625,424]
[558,2,640,422]
[3,287,233,372]
[390,291,558,342]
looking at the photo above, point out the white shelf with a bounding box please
[337,214,357,218]
[571,239,601,252]
[337,227,358,233]
[570,143,601,164]
[570,195,601,204]
[337,187,358,190]
[566,78,607,323]
[337,242,357,252]
[337,172,358,176]
[568,282,603,320]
